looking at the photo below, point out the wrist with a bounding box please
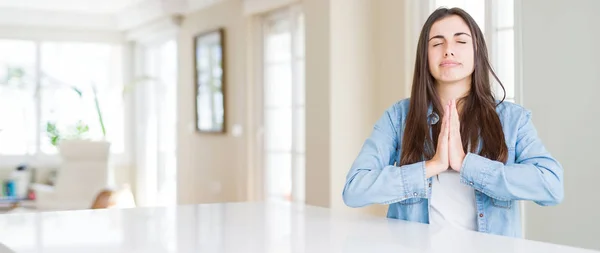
[425,160,447,178]
[457,152,468,172]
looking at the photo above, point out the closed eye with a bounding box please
[457,41,467,44]
[433,43,443,47]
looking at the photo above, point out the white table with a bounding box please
[0,202,596,253]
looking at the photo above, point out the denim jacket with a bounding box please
[342,98,564,237]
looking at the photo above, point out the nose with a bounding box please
[444,44,455,57]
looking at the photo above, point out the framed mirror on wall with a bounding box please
[194,28,226,133]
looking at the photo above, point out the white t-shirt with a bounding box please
[429,170,478,231]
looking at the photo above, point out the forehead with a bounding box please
[429,15,471,38]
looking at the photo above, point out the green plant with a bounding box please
[44,83,92,146]
[46,120,90,146]
[91,83,106,138]
[1,66,27,89]
[45,121,59,146]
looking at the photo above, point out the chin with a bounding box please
[437,78,464,84]
[437,75,469,84]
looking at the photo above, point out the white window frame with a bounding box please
[253,4,305,203]
[129,18,181,207]
[131,39,178,207]
[486,0,516,103]
[0,36,128,169]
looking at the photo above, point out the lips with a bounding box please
[440,60,460,67]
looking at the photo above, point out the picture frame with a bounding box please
[194,28,226,133]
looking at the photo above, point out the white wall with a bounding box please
[520,0,600,250]
[175,0,411,217]
[304,0,332,208]
[177,0,249,204]
[373,0,410,116]
[329,0,376,211]
[306,0,382,211]
[304,0,409,216]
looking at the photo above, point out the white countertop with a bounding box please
[0,201,596,253]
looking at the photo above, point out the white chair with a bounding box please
[32,140,111,211]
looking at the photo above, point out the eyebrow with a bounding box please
[428,32,471,41]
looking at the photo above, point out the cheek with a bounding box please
[461,48,475,68]
[428,49,440,62]
[428,50,441,73]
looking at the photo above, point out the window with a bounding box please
[432,0,516,102]
[40,42,124,154]
[491,0,515,102]
[262,7,305,203]
[0,40,37,155]
[0,40,124,156]
[134,39,178,207]
[434,0,486,31]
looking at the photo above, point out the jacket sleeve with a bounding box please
[342,104,428,208]
[459,109,564,206]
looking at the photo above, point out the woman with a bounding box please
[342,7,564,238]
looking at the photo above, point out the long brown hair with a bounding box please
[399,7,508,166]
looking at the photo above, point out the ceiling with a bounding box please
[0,0,217,31]
[0,0,146,14]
